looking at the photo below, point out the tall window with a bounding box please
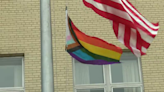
[0,57,24,92]
[73,52,143,92]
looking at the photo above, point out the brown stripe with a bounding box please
[67,43,80,50]
[67,46,83,52]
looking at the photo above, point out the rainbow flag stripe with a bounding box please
[66,16,123,65]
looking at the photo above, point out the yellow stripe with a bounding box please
[79,40,122,60]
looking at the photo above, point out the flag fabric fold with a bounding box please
[83,0,159,57]
[65,10,123,65]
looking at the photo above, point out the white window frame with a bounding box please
[0,57,25,92]
[72,57,144,92]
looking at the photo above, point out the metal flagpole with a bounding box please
[40,0,54,91]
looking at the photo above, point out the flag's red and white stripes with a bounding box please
[83,0,159,57]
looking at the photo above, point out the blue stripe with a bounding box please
[72,49,95,61]
[67,39,75,45]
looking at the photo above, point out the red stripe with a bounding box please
[121,25,135,54]
[140,38,150,49]
[113,21,119,38]
[123,26,131,48]
[94,0,125,11]
[131,17,157,37]
[136,31,142,54]
[152,22,159,26]
[122,0,159,31]
[123,0,159,27]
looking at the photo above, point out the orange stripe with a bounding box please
[71,23,122,53]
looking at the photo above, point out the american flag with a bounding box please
[83,0,159,57]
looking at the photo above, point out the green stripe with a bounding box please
[80,48,119,62]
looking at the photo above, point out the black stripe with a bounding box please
[67,46,83,53]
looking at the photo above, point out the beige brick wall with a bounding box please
[0,0,41,92]
[0,0,164,92]
[136,0,164,92]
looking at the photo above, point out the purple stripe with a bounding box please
[69,53,120,65]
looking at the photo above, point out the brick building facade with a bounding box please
[0,0,163,92]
